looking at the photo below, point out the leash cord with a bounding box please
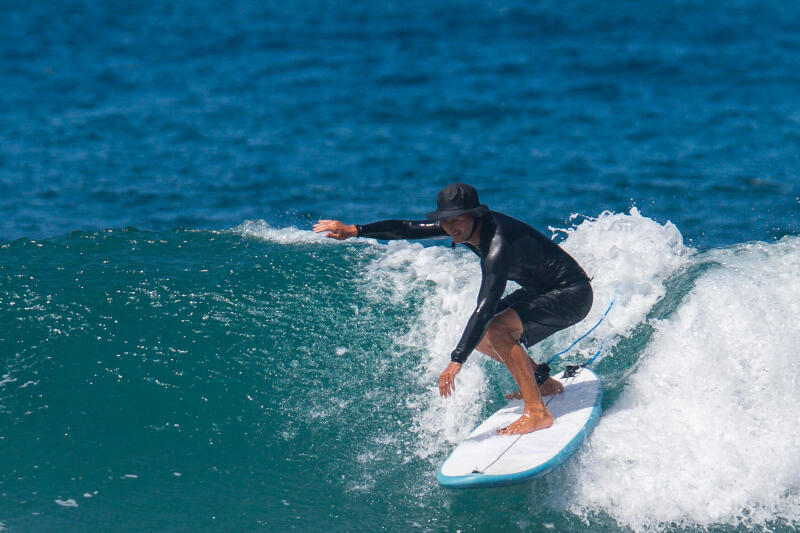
[546,299,615,366]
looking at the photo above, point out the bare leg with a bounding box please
[475,309,554,435]
[476,331,563,400]
[504,356,564,398]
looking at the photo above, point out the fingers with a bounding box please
[439,377,450,397]
[312,220,336,233]
[438,372,456,398]
[438,362,463,398]
[313,220,344,239]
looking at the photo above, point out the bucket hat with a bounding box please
[426,183,489,221]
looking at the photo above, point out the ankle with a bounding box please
[522,406,549,417]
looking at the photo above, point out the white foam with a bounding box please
[567,236,800,531]
[361,239,488,458]
[232,220,333,244]
[555,208,692,344]
[54,498,78,508]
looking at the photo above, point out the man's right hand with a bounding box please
[313,220,358,240]
[438,361,462,398]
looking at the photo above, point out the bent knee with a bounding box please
[484,312,523,343]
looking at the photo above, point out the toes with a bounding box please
[498,423,521,435]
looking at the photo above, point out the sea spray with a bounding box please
[361,240,490,458]
[555,208,692,341]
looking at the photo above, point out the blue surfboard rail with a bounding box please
[437,374,603,489]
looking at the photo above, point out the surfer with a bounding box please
[313,183,592,435]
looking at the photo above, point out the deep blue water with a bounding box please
[2,1,800,531]
[2,0,799,245]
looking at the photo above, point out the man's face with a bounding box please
[441,214,474,243]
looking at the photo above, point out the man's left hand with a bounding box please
[438,361,462,398]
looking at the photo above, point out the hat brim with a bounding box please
[425,204,489,221]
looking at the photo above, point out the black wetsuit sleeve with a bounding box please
[356,219,447,240]
[450,242,509,364]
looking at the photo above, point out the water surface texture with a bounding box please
[2,0,799,531]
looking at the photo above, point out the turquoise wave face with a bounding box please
[1,225,467,531]
[2,215,799,532]
[0,227,417,530]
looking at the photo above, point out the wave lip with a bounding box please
[556,207,692,341]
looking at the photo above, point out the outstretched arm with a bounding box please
[314,219,447,241]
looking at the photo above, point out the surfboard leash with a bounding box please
[561,338,607,378]
[534,299,615,383]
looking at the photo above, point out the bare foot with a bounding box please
[498,409,553,435]
[504,377,564,400]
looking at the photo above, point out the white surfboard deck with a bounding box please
[437,366,602,489]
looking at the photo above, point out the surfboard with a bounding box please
[437,366,602,489]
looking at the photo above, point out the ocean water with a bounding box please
[1,0,800,531]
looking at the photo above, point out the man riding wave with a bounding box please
[313,183,592,435]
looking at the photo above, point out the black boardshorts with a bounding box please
[494,282,593,348]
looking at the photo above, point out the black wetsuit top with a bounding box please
[356,211,591,363]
